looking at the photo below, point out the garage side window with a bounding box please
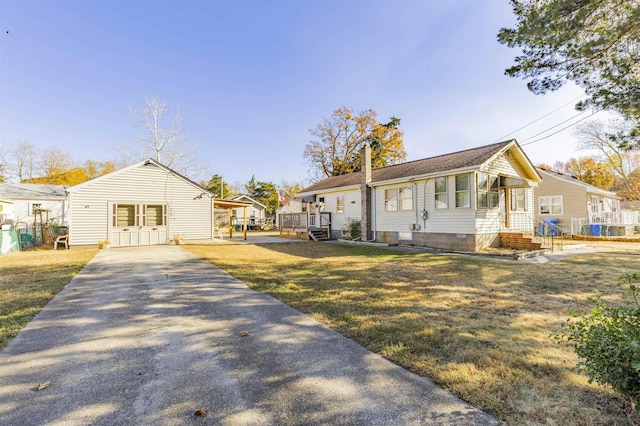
[114,204,137,227]
[146,205,166,226]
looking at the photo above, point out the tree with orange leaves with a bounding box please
[303,107,406,180]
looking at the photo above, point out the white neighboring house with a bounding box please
[67,159,216,247]
[294,140,542,251]
[0,183,68,227]
[230,195,267,226]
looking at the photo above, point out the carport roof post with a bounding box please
[212,198,252,240]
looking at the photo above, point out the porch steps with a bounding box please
[499,232,545,251]
[308,228,329,241]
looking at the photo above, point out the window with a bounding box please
[337,195,344,213]
[112,203,167,227]
[539,196,563,215]
[385,186,413,211]
[511,188,527,211]
[477,173,499,209]
[146,205,165,226]
[435,177,448,209]
[455,174,470,208]
[385,188,398,211]
[399,186,413,211]
[115,204,136,227]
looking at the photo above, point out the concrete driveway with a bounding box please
[0,246,498,425]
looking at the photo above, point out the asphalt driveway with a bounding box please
[0,246,498,425]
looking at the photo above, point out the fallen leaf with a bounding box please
[37,382,50,391]
[194,408,207,416]
[239,331,248,337]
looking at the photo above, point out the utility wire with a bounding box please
[520,110,588,142]
[520,111,600,146]
[492,94,586,142]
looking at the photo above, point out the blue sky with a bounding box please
[0,0,595,188]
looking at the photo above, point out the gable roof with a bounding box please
[0,183,67,200]
[67,158,213,196]
[537,167,621,199]
[231,194,267,209]
[300,140,539,194]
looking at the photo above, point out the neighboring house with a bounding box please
[0,183,68,226]
[230,195,267,226]
[292,140,541,251]
[67,159,217,247]
[535,167,638,235]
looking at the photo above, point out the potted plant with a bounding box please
[172,234,183,245]
[98,239,110,249]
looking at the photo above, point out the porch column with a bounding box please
[243,206,248,240]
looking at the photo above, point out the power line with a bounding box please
[492,94,586,142]
[520,111,600,146]
[520,110,588,142]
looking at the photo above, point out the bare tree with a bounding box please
[0,140,38,182]
[124,96,205,179]
[574,120,639,179]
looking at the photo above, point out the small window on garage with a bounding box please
[146,205,166,226]
[115,204,136,227]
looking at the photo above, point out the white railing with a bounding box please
[588,210,640,225]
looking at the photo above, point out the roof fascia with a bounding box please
[297,184,361,197]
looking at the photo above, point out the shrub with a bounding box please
[343,219,362,240]
[554,273,640,411]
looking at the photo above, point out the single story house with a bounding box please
[535,167,638,235]
[67,159,219,247]
[230,195,267,226]
[0,183,68,227]
[292,140,542,251]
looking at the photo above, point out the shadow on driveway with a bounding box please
[0,246,498,425]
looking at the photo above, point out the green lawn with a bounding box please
[185,242,640,426]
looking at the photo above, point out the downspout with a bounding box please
[360,144,373,241]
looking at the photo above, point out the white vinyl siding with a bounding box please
[68,162,213,246]
[376,179,476,234]
[314,188,360,231]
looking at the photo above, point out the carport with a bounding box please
[213,198,253,240]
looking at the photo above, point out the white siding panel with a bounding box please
[317,189,360,231]
[376,179,477,234]
[69,163,212,245]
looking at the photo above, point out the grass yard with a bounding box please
[185,242,640,426]
[0,248,97,350]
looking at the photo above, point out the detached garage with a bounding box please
[67,159,215,247]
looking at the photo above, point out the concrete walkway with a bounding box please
[0,246,498,425]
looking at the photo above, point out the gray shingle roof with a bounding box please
[301,140,514,193]
[0,183,67,200]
